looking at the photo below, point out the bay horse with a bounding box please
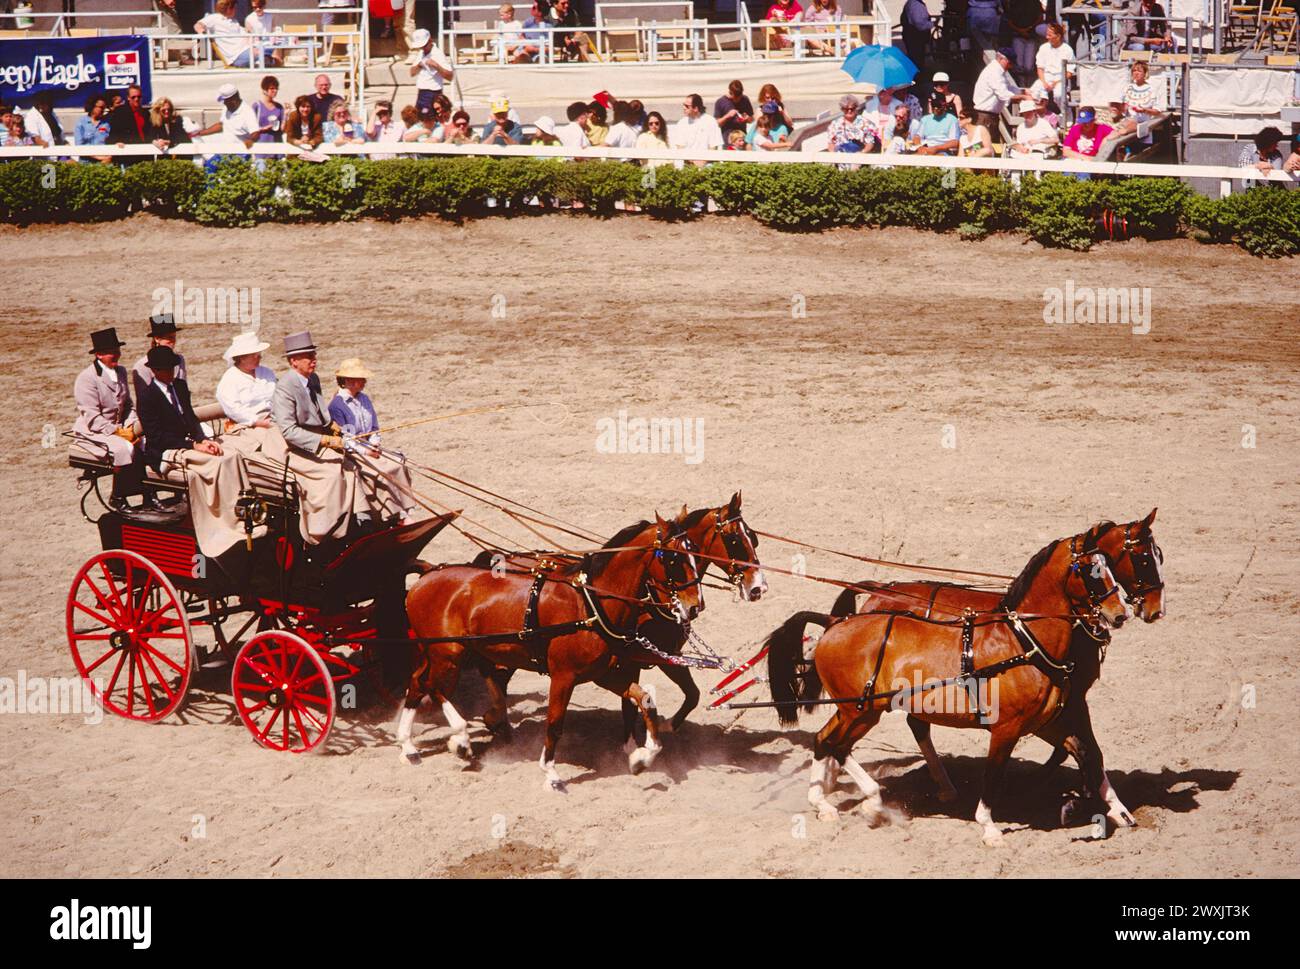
[765,530,1131,845]
[400,510,704,791]
[823,510,1164,830]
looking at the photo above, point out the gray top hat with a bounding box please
[283,330,317,356]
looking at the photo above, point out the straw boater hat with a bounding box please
[335,358,373,380]
[223,331,270,362]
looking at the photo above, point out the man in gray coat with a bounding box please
[271,330,362,544]
[73,327,145,512]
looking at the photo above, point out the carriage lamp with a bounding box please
[234,490,268,551]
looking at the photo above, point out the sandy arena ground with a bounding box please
[1,216,1297,878]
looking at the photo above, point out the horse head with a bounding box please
[1106,508,1165,623]
[647,508,706,622]
[686,490,767,601]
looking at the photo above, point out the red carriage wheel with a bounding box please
[231,631,335,754]
[66,549,194,722]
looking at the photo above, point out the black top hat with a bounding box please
[89,327,126,355]
[146,345,182,371]
[148,313,181,338]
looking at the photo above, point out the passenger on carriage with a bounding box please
[328,358,416,527]
[131,313,187,404]
[138,345,257,557]
[270,330,378,545]
[73,327,145,512]
[215,331,276,429]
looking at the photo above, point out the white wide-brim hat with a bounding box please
[224,331,270,362]
[534,115,557,136]
[411,28,431,48]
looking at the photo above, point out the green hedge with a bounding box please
[1,156,1296,257]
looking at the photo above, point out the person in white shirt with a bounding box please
[1034,22,1072,110]
[197,0,256,67]
[557,101,592,157]
[196,84,271,149]
[495,3,531,62]
[245,0,274,35]
[973,46,1031,129]
[216,332,278,429]
[366,100,406,160]
[671,93,722,166]
[1010,100,1059,154]
[604,100,643,153]
[408,28,454,114]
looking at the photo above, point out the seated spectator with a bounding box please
[958,109,994,158]
[253,75,283,142]
[1125,0,1173,52]
[481,98,524,145]
[1238,126,1286,186]
[1035,22,1072,112]
[635,110,670,167]
[197,0,259,68]
[1113,60,1162,137]
[606,100,643,149]
[286,95,323,149]
[323,103,367,147]
[530,115,561,146]
[799,0,845,57]
[671,94,723,163]
[245,0,282,66]
[862,86,900,140]
[149,98,192,152]
[368,100,406,159]
[751,85,795,141]
[446,110,481,145]
[547,0,591,62]
[715,80,754,141]
[1285,134,1300,175]
[827,95,874,153]
[726,130,749,151]
[2,112,40,149]
[75,93,112,164]
[751,113,791,151]
[401,105,442,143]
[1061,107,1113,177]
[558,101,592,155]
[917,96,960,155]
[25,92,65,147]
[1010,100,1059,155]
[1027,81,1061,128]
[586,100,610,146]
[109,85,151,148]
[521,2,549,62]
[748,98,791,148]
[930,72,963,119]
[153,0,197,66]
[496,4,534,62]
[765,0,804,50]
[196,84,269,150]
[307,75,343,127]
[881,104,921,154]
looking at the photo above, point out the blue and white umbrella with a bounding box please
[840,44,919,91]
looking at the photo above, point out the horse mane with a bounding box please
[999,539,1061,611]
[1083,520,1117,549]
[680,507,711,530]
[579,519,653,580]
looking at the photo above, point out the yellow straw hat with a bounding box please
[335,357,374,379]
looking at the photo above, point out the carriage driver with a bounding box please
[328,358,416,526]
[73,327,146,513]
[271,330,372,544]
[132,313,187,405]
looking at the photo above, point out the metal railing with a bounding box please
[3,137,1294,197]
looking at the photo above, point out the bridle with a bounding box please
[1113,521,1164,609]
[709,508,760,589]
[643,530,703,620]
[1068,534,1124,629]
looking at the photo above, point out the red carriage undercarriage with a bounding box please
[67,422,457,753]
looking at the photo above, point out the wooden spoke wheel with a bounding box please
[66,550,194,722]
[231,631,335,754]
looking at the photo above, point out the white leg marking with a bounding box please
[1100,773,1137,827]
[628,691,662,774]
[808,757,839,821]
[539,747,565,792]
[441,700,472,759]
[976,798,1005,846]
[396,706,420,763]
[842,755,888,825]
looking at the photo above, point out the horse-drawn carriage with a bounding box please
[66,403,458,752]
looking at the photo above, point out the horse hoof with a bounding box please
[544,777,567,794]
[1112,811,1137,828]
[628,746,658,775]
[982,830,1007,848]
[399,749,421,766]
[449,737,473,760]
[816,805,839,823]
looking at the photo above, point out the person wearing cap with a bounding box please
[481,98,524,145]
[408,28,454,114]
[901,0,934,70]
[1010,99,1059,155]
[196,84,269,149]
[930,73,963,119]
[327,360,416,523]
[271,331,366,543]
[973,48,1032,130]
[916,96,960,156]
[216,332,277,429]
[1061,107,1114,177]
[73,328,145,512]
[196,0,256,67]
[132,314,188,403]
[139,345,258,557]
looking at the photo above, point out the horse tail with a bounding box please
[830,584,866,618]
[766,611,833,727]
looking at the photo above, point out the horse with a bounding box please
[400,510,705,791]
[820,510,1164,829]
[764,529,1131,845]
